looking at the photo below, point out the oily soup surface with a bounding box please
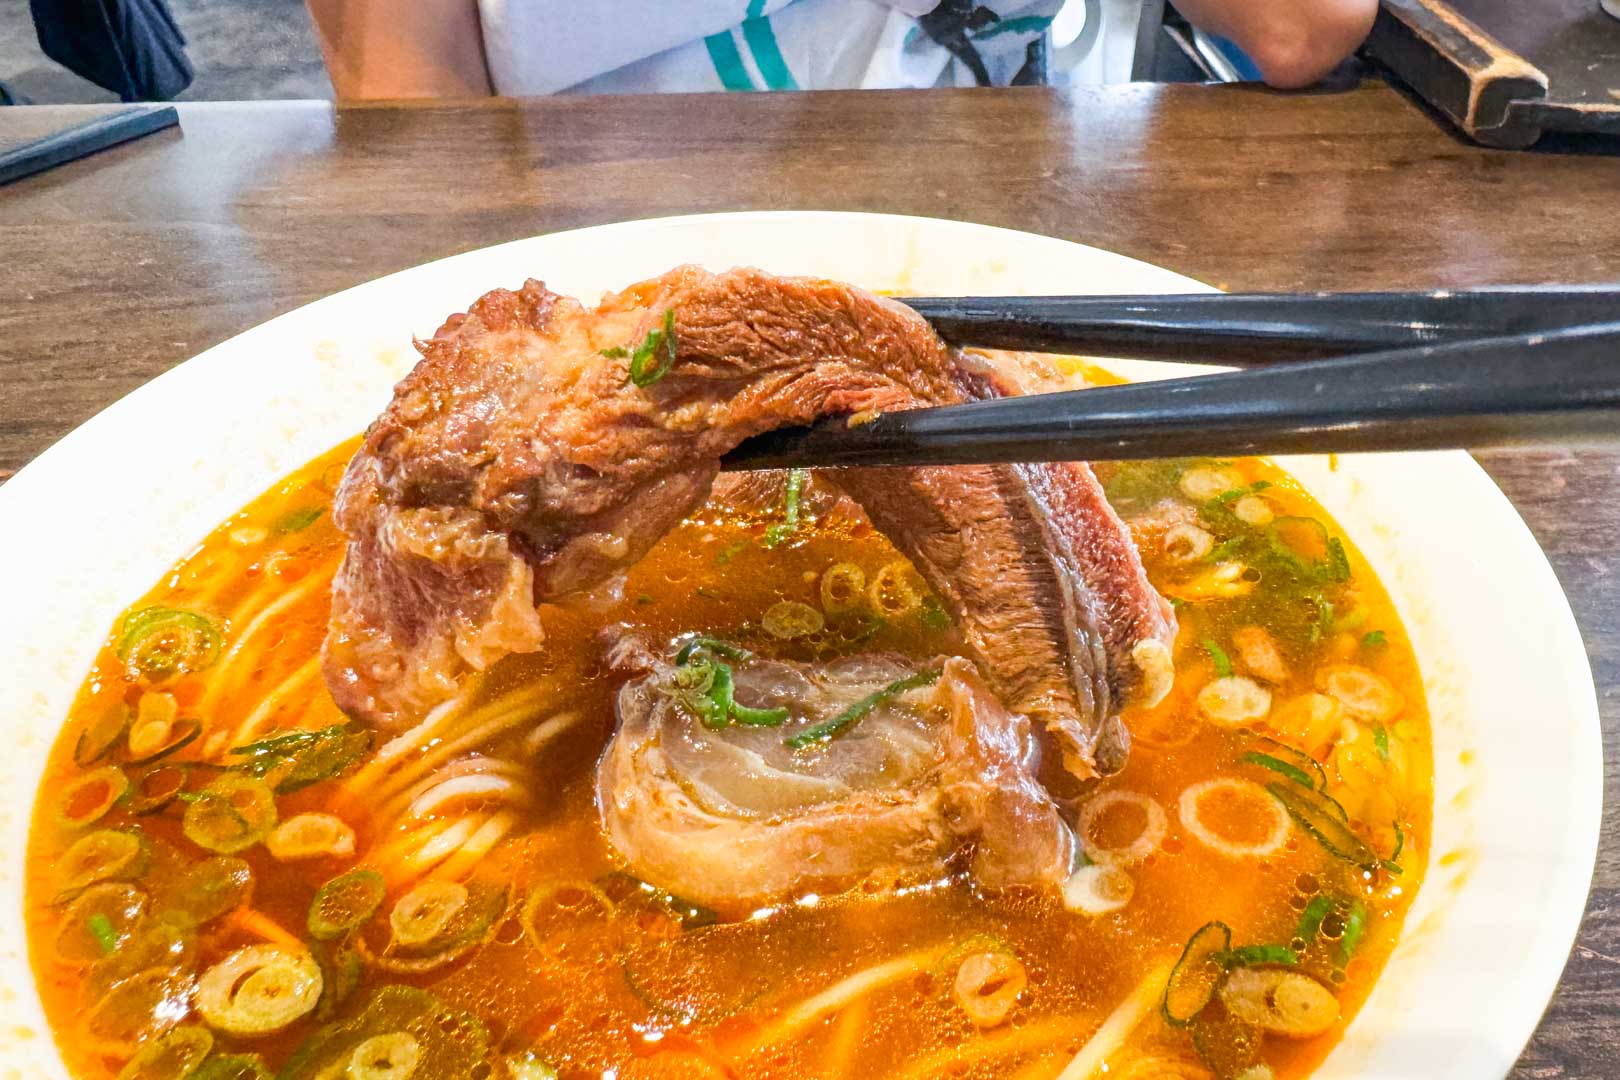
[26,415,1431,1079]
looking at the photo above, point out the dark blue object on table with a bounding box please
[30,0,193,102]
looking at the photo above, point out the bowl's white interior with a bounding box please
[0,212,1599,1078]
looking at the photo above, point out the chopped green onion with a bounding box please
[315,938,364,1021]
[1295,894,1334,942]
[308,869,387,941]
[1337,900,1369,967]
[115,607,222,685]
[86,913,119,955]
[617,308,679,387]
[674,636,752,665]
[764,469,808,547]
[182,774,278,854]
[375,882,509,969]
[57,828,150,901]
[1373,724,1391,761]
[1203,536,1244,564]
[1266,781,1380,872]
[273,506,325,534]
[279,987,489,1080]
[670,638,788,729]
[1203,639,1234,678]
[1266,517,1352,584]
[1381,821,1406,875]
[715,539,750,565]
[1221,943,1299,967]
[1362,629,1388,649]
[190,1054,274,1080]
[1209,480,1272,506]
[165,856,254,928]
[55,884,146,964]
[196,944,323,1035]
[918,595,951,631]
[786,668,942,749]
[1163,921,1231,1027]
[123,716,201,766]
[1240,751,1315,790]
[74,704,131,767]
[56,765,131,829]
[228,723,372,793]
[730,696,791,727]
[126,762,189,814]
[390,881,468,947]
[1248,739,1327,790]
[115,1025,214,1080]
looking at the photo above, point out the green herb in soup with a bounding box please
[26,439,1430,1080]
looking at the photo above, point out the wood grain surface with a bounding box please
[0,83,1616,1076]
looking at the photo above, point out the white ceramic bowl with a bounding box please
[0,212,1599,1078]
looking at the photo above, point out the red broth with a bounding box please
[27,439,1430,1080]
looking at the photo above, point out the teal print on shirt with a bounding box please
[705,29,757,90]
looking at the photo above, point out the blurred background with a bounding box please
[0,0,331,101]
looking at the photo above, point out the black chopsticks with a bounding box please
[0,106,179,187]
[721,321,1620,470]
[903,287,1620,366]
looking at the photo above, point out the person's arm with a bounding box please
[1171,0,1379,89]
[305,0,493,99]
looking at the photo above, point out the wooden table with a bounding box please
[1,83,1616,1076]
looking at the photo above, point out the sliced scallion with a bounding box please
[122,716,202,767]
[1265,781,1379,872]
[1373,724,1391,761]
[1163,921,1231,1027]
[1204,640,1234,678]
[114,1025,214,1080]
[115,606,222,685]
[86,913,119,955]
[57,828,150,901]
[1337,900,1369,967]
[164,856,254,928]
[616,308,679,387]
[1295,894,1333,942]
[273,506,324,534]
[785,668,942,749]
[127,762,189,815]
[190,1054,274,1079]
[308,869,386,941]
[1221,943,1299,967]
[764,469,808,547]
[182,774,278,854]
[56,765,131,829]
[1239,751,1315,791]
[674,636,751,666]
[195,944,323,1035]
[74,704,130,767]
[227,723,372,793]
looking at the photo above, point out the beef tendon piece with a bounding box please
[324,266,1174,781]
[597,655,1076,910]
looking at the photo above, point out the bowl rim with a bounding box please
[0,211,1600,1079]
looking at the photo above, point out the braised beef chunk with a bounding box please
[599,655,1076,911]
[324,266,1174,781]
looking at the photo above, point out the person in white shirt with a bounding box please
[307,0,1377,100]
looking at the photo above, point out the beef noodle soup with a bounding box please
[25,270,1430,1080]
[26,442,1429,1080]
